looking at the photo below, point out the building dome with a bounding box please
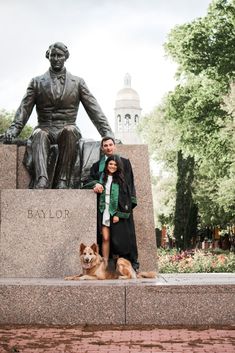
[114,73,142,144]
[115,73,141,109]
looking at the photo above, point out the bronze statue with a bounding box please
[4,42,114,189]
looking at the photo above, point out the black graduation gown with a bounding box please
[90,156,139,268]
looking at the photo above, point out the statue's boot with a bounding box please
[55,179,67,189]
[34,176,49,189]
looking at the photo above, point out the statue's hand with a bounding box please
[115,138,122,144]
[4,129,17,144]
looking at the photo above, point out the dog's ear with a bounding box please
[91,243,99,254]
[80,243,86,254]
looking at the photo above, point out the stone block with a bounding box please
[0,190,96,277]
[0,275,234,326]
[117,145,157,271]
[126,282,235,326]
[0,144,17,189]
[0,278,125,325]
[17,146,31,189]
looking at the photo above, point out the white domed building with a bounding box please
[114,73,142,144]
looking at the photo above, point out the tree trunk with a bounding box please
[174,150,197,250]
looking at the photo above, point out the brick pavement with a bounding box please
[0,326,234,353]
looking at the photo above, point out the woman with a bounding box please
[86,154,137,267]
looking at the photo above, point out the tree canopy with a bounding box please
[0,109,33,139]
[165,0,235,81]
[139,0,235,245]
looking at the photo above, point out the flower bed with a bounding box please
[157,248,235,273]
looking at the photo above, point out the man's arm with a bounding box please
[79,78,114,138]
[89,161,104,193]
[124,158,137,208]
[4,79,36,142]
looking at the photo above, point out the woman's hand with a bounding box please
[93,183,104,193]
[113,216,119,223]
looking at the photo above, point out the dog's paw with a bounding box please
[137,271,158,279]
[118,275,129,280]
[64,275,81,281]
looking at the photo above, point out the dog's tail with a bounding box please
[137,271,158,279]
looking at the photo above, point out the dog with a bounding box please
[65,243,157,280]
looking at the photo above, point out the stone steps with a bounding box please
[0,274,234,326]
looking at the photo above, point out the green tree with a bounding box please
[174,151,197,249]
[0,109,32,139]
[140,0,235,245]
[138,103,179,228]
[164,0,235,232]
[151,172,176,228]
[138,103,180,169]
[0,109,14,133]
[165,0,235,82]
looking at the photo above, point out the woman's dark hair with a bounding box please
[103,155,125,185]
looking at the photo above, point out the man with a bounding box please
[90,136,140,271]
[4,42,114,189]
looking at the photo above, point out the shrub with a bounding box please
[157,248,235,273]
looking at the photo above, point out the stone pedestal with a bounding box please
[0,190,96,277]
[17,146,31,189]
[0,143,157,272]
[0,145,235,328]
[0,145,17,189]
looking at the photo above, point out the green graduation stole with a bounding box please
[99,181,119,216]
[99,156,106,173]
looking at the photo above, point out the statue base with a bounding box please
[0,143,158,273]
[0,190,96,277]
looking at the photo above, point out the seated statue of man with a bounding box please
[4,42,114,189]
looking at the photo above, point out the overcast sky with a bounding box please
[0,0,212,139]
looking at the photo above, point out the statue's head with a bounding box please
[45,42,70,60]
[46,42,69,72]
